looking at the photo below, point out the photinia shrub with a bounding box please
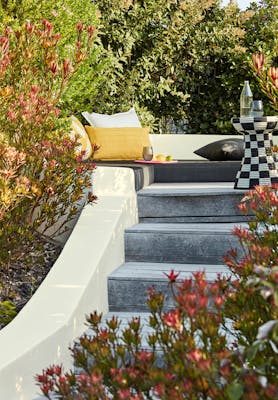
[0,19,97,323]
[0,143,34,222]
[36,185,278,399]
[0,0,101,117]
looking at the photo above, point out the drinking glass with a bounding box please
[252,100,264,117]
[142,146,153,161]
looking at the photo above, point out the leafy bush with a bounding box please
[76,0,276,134]
[36,185,278,399]
[0,0,101,117]
[0,19,97,324]
[88,0,249,134]
[4,1,275,134]
[245,0,278,115]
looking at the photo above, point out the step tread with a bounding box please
[109,262,230,280]
[126,222,247,234]
[138,182,246,197]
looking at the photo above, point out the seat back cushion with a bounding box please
[194,138,244,161]
[85,126,151,160]
[70,115,92,160]
[82,107,141,128]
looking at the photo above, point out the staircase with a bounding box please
[87,181,249,340]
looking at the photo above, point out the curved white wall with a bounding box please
[149,134,278,160]
[0,166,138,400]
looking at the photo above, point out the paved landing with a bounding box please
[138,182,247,196]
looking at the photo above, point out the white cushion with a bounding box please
[81,107,141,127]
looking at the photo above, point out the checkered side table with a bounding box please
[231,116,278,189]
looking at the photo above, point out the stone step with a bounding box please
[153,161,241,183]
[137,182,250,223]
[125,222,245,264]
[108,262,230,312]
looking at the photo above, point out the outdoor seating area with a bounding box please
[1,0,278,398]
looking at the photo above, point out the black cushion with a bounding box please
[194,138,244,161]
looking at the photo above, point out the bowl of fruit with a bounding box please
[154,154,173,162]
[135,154,177,164]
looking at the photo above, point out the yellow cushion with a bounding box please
[70,116,92,160]
[84,126,151,160]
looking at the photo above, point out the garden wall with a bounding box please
[0,167,138,400]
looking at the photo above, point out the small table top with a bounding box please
[231,116,278,123]
[231,116,278,133]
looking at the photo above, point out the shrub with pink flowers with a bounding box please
[0,19,97,324]
[36,185,278,399]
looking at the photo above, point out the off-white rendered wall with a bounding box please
[1,134,278,399]
[149,134,278,160]
[0,166,138,400]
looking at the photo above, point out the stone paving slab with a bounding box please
[125,222,247,234]
[110,262,230,280]
[138,181,246,196]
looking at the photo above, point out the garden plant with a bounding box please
[0,17,97,325]
[0,0,277,396]
[36,184,278,399]
[252,52,278,114]
[1,0,276,134]
[0,0,102,117]
[81,0,278,134]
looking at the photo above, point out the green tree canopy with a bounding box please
[0,0,102,117]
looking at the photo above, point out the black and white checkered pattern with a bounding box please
[231,117,278,189]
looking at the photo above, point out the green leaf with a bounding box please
[227,382,244,400]
[246,341,261,361]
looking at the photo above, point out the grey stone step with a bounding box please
[108,262,230,312]
[153,160,241,182]
[125,222,245,264]
[137,183,249,222]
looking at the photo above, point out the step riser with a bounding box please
[125,231,242,264]
[108,280,225,312]
[108,280,175,312]
[108,262,230,312]
[137,194,249,220]
[153,162,240,183]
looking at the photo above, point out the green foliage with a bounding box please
[37,185,278,399]
[0,0,102,117]
[243,0,278,114]
[80,0,277,134]
[0,19,97,325]
[88,0,249,133]
[243,0,278,55]
[224,186,278,383]
[179,2,247,134]
[2,0,275,134]
[0,300,16,326]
